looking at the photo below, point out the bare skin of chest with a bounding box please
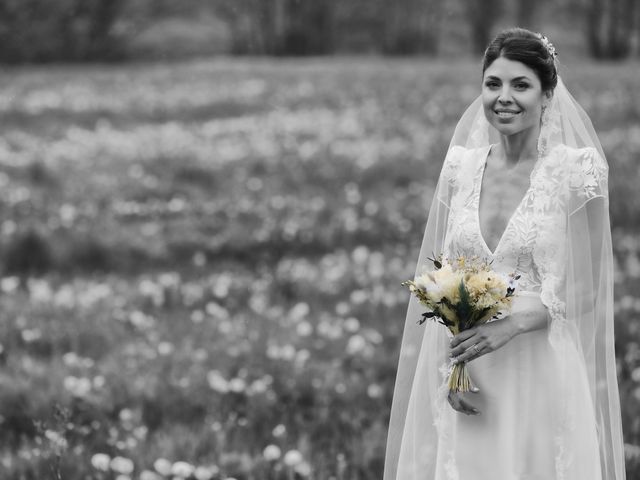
[478,161,533,252]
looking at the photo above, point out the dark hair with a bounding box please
[482,28,558,92]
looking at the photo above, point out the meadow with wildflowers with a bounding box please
[0,58,639,479]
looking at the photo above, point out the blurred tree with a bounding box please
[214,0,446,55]
[516,0,538,28]
[213,0,335,55]
[0,0,146,62]
[278,0,335,55]
[383,0,442,54]
[586,0,638,59]
[463,0,503,54]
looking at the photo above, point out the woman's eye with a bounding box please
[484,81,499,88]
[514,83,529,90]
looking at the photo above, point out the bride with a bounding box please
[383,28,626,479]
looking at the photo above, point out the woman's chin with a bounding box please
[491,123,525,137]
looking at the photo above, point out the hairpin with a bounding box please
[536,33,558,60]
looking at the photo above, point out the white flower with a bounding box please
[63,376,92,397]
[194,465,219,480]
[289,302,310,320]
[171,461,195,478]
[283,449,304,467]
[90,453,111,471]
[414,272,436,292]
[139,471,162,480]
[296,321,313,337]
[157,342,174,356]
[154,458,173,476]
[263,444,282,461]
[110,456,134,474]
[272,424,286,437]
[344,317,360,332]
[294,461,312,477]
[367,383,383,398]
[207,370,229,393]
[119,408,135,423]
[115,475,132,480]
[228,378,246,393]
[280,344,296,361]
[44,430,68,450]
[248,378,268,395]
[346,335,366,355]
[0,276,19,293]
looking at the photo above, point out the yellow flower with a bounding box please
[464,273,487,299]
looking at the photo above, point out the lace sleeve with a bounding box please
[439,146,464,185]
[567,147,608,214]
[436,146,465,208]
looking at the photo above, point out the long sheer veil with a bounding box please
[383,77,626,480]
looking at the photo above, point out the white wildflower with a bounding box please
[263,444,282,461]
[90,453,111,471]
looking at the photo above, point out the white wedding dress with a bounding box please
[384,80,626,480]
[424,144,603,479]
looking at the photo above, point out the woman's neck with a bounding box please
[497,124,541,165]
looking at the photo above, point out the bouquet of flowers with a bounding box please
[402,255,518,392]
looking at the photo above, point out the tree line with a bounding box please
[0,0,637,62]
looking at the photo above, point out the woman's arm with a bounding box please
[449,295,549,365]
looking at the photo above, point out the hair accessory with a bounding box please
[536,33,558,60]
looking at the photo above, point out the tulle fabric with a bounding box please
[383,78,625,480]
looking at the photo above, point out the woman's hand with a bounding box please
[447,389,481,415]
[450,296,549,364]
[447,320,517,416]
[449,318,519,365]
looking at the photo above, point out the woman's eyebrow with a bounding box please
[484,75,532,82]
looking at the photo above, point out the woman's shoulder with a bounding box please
[552,144,607,171]
[550,144,608,198]
[441,145,486,181]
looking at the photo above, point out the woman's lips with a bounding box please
[495,109,521,118]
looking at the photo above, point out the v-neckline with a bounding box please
[476,144,538,257]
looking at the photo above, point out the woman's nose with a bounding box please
[498,87,513,104]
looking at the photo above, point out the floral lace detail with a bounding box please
[432,361,452,432]
[439,146,465,192]
[444,454,461,480]
[566,147,608,213]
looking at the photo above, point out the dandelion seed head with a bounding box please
[110,456,134,474]
[139,470,162,480]
[272,424,286,437]
[91,453,111,471]
[283,449,304,467]
[263,444,282,461]
[153,458,173,476]
[171,460,195,477]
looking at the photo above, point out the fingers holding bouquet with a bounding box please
[449,319,519,364]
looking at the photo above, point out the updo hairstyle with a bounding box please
[482,28,558,93]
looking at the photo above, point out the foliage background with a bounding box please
[0,1,639,480]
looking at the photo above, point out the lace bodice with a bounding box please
[440,144,607,293]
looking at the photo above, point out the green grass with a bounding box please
[0,57,640,479]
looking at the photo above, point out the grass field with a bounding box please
[1,57,640,480]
